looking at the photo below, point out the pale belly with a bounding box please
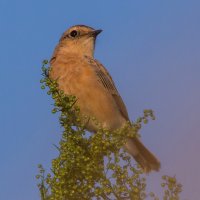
[77,89,126,132]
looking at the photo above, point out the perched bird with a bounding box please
[50,25,160,172]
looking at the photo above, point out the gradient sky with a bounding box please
[0,0,200,199]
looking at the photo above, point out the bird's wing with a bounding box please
[86,56,129,121]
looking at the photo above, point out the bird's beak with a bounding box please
[90,29,102,37]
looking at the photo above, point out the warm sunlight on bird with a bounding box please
[50,25,161,172]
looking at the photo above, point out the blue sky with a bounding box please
[0,0,200,199]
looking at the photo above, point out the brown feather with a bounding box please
[49,25,161,172]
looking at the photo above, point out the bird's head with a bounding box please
[56,25,102,57]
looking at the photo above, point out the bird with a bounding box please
[49,25,160,173]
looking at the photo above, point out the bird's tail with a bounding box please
[125,137,161,173]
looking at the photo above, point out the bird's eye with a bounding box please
[69,30,78,38]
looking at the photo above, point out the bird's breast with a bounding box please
[50,55,126,132]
